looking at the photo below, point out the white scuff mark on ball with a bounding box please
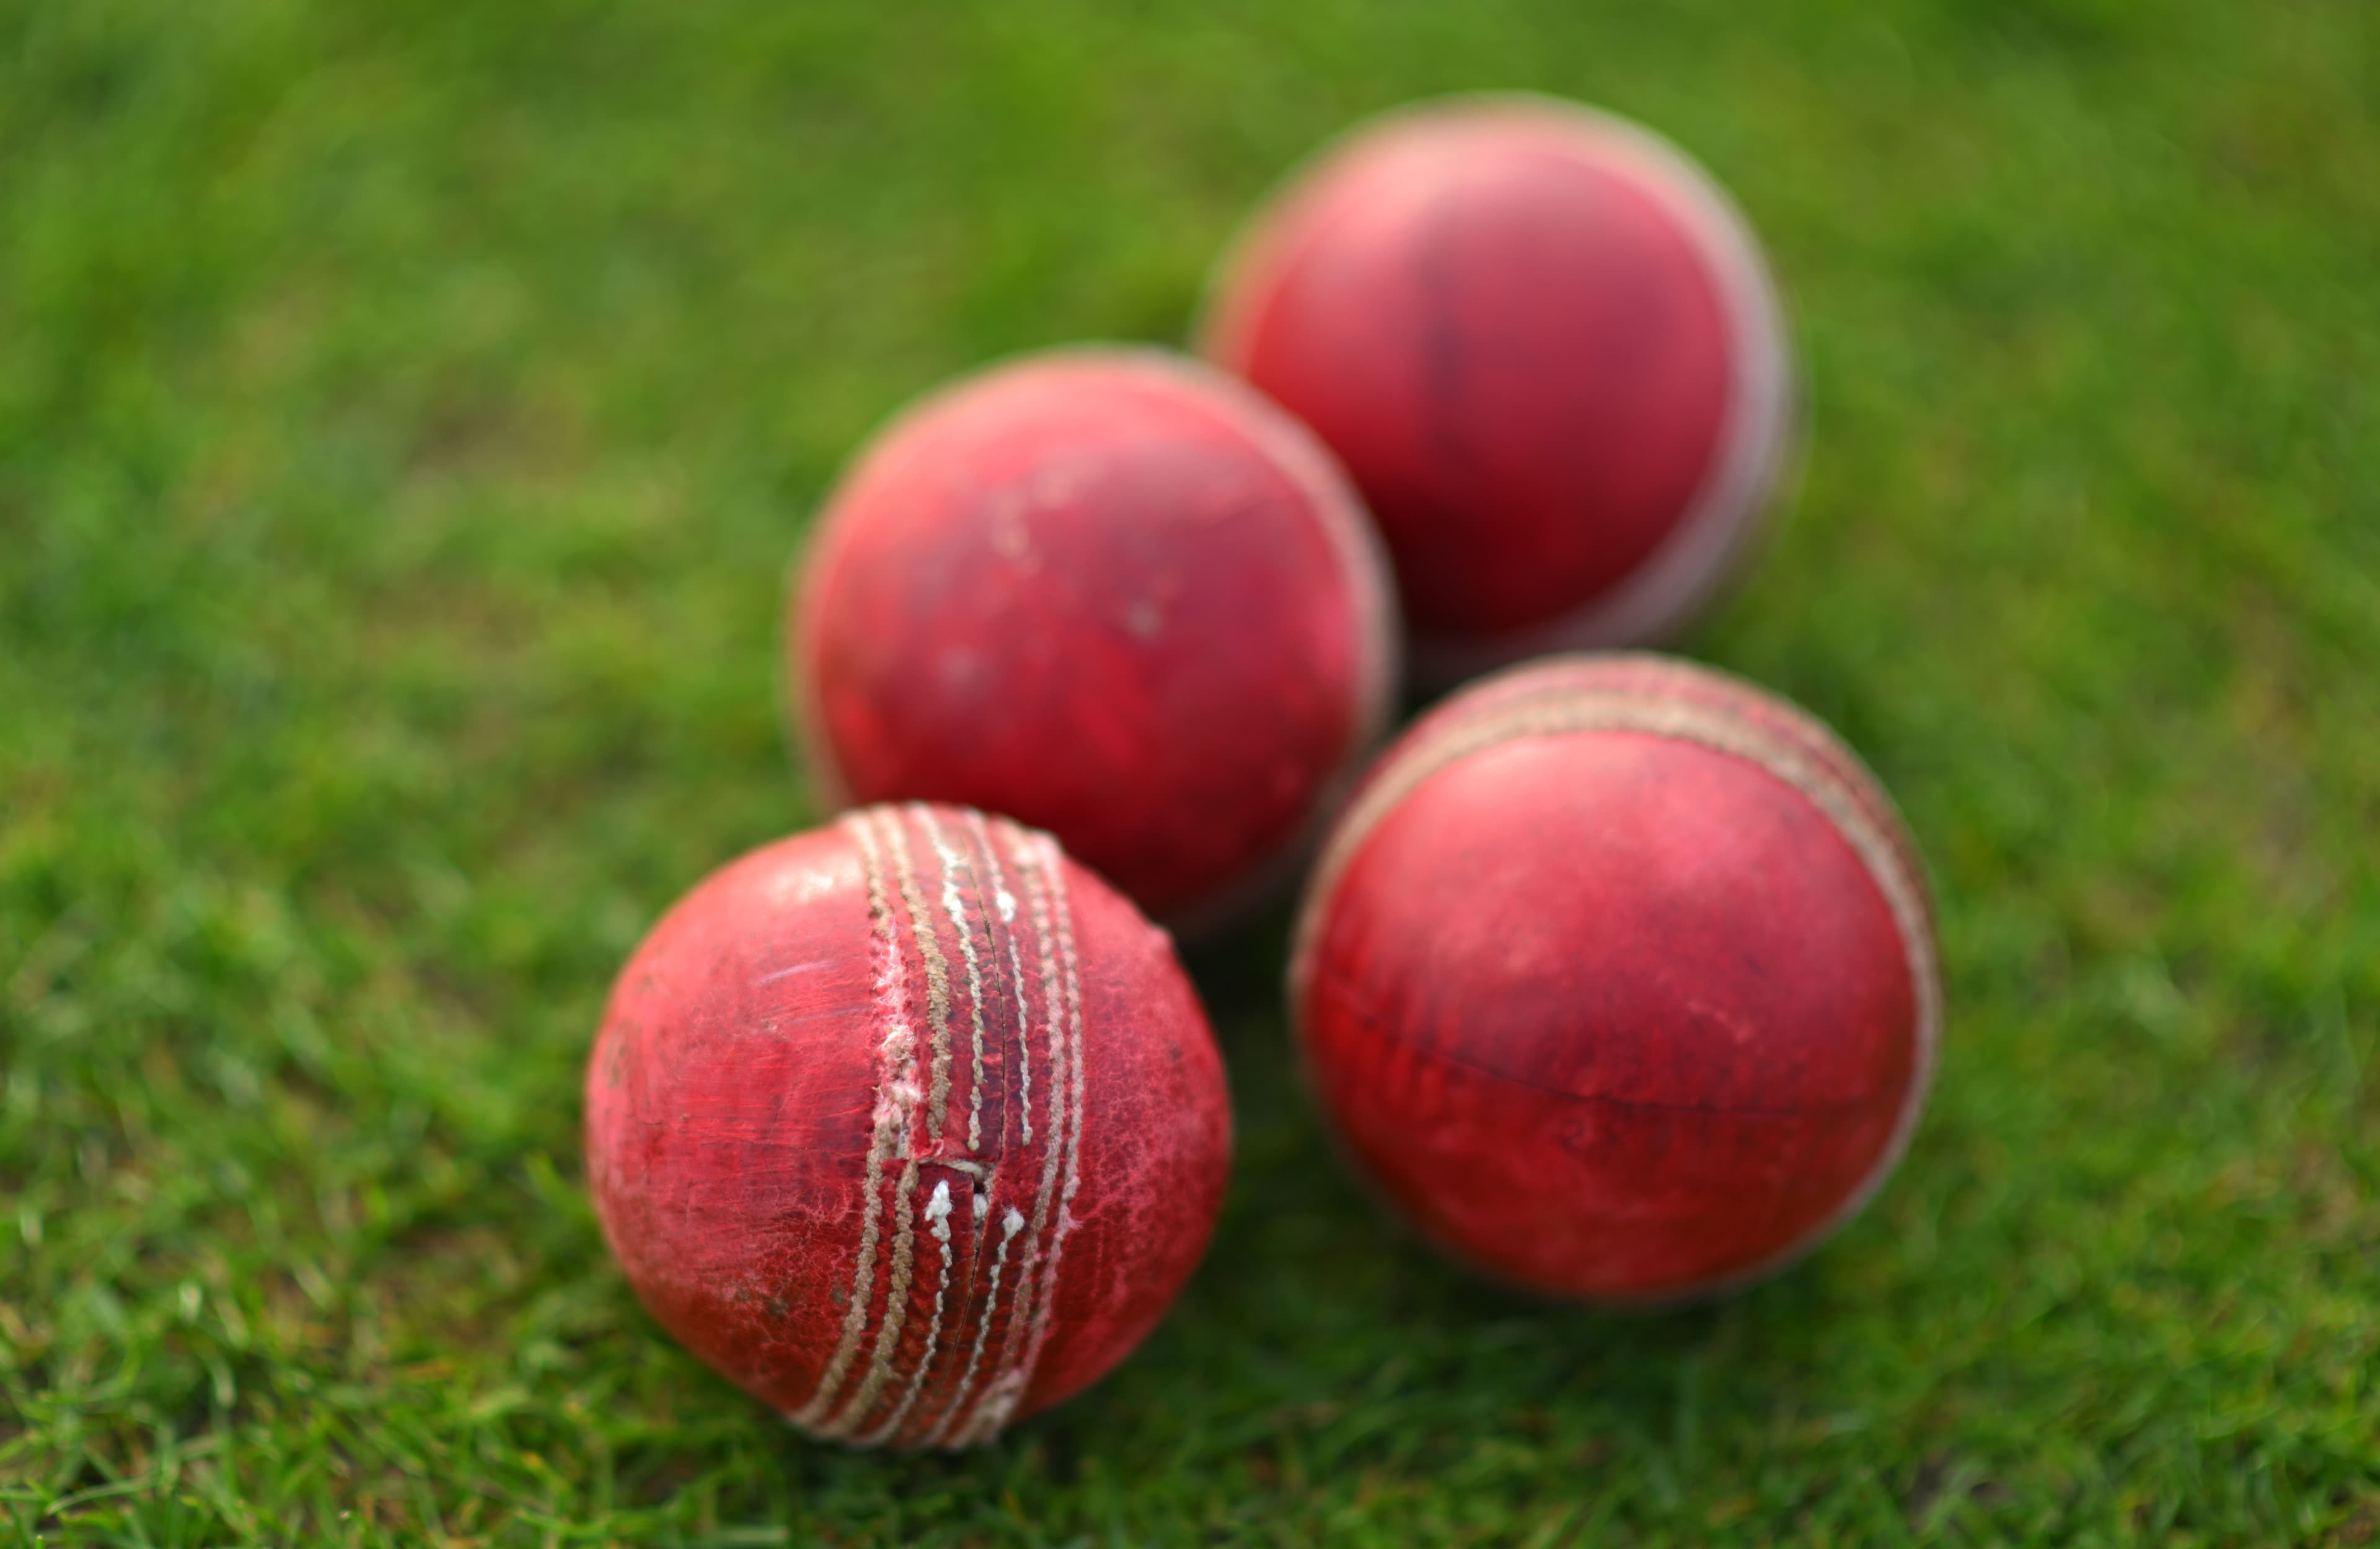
[990,508,1032,561]
[764,861,847,907]
[755,958,834,985]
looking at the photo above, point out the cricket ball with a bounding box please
[1199,97,1795,686]
[586,803,1232,1449]
[1289,655,1940,1302]
[789,347,1398,930]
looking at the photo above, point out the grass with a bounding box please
[3,0,2378,1542]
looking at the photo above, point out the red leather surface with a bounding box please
[1207,104,1735,638]
[793,349,1390,924]
[586,805,1231,1447]
[1295,658,1928,1300]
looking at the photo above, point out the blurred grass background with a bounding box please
[3,0,2378,1543]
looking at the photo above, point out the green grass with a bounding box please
[4,0,2378,1542]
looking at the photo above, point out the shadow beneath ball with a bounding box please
[1176,893,1298,1030]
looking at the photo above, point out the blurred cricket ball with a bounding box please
[586,803,1232,1449]
[1200,97,1794,686]
[1289,655,1939,1302]
[790,347,1398,930]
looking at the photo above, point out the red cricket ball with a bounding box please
[1289,655,1940,1302]
[586,803,1232,1449]
[1200,97,1795,687]
[789,347,1399,931]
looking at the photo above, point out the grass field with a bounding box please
[5,0,2378,1542]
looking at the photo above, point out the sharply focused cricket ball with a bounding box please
[586,803,1232,1449]
[1290,655,1939,1302]
[1200,97,1795,686]
[790,347,1399,930]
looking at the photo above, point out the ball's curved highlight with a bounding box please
[1289,655,1939,1302]
[790,347,1399,930]
[1201,97,1794,686]
[587,805,1232,1449]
